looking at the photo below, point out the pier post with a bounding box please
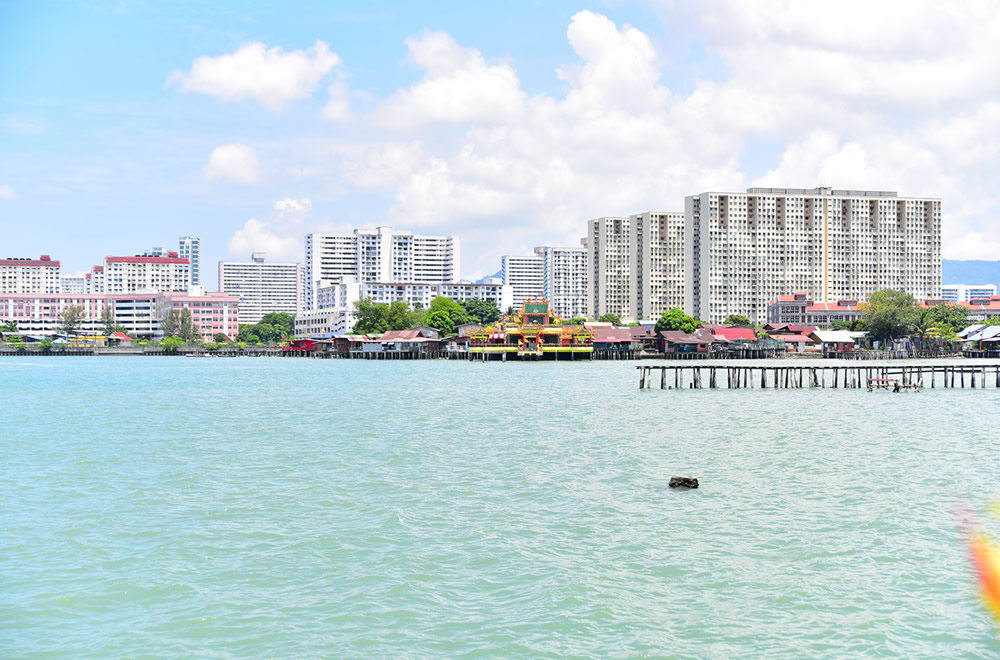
[661,367,666,390]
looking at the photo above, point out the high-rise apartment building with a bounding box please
[60,272,87,294]
[96,254,191,294]
[304,226,460,309]
[533,244,588,319]
[630,212,685,320]
[178,237,201,286]
[685,187,941,324]
[587,216,633,320]
[0,255,61,293]
[145,237,201,287]
[218,252,303,325]
[500,254,544,310]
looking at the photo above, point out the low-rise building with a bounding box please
[156,287,240,341]
[964,295,1000,321]
[767,292,863,327]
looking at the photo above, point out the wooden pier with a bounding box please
[637,364,1000,390]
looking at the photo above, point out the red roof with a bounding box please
[807,301,861,312]
[711,327,756,341]
[105,256,189,264]
[770,291,811,304]
[380,329,422,341]
[0,258,61,267]
[771,334,814,343]
[590,327,637,342]
[109,331,134,341]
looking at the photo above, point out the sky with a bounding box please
[2,0,1000,287]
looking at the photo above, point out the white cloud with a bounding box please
[273,197,312,219]
[169,41,340,110]
[374,30,526,129]
[0,185,16,200]
[228,218,302,261]
[203,143,261,184]
[322,82,351,122]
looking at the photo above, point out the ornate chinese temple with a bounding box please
[468,299,594,360]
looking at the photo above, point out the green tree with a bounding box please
[179,308,199,342]
[829,320,851,330]
[425,310,455,336]
[0,320,17,334]
[57,305,84,337]
[99,305,115,336]
[162,309,179,337]
[654,308,699,334]
[723,314,752,327]
[428,296,472,330]
[386,301,414,331]
[461,298,501,325]
[862,289,918,341]
[38,337,54,351]
[987,316,1000,327]
[598,313,622,326]
[925,303,969,334]
[258,312,295,339]
[352,299,390,334]
[563,317,586,325]
[160,336,184,352]
[214,333,229,343]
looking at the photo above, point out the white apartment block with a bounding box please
[60,273,87,294]
[500,254,544,311]
[630,212,685,320]
[304,226,460,309]
[218,252,302,325]
[587,217,633,320]
[685,187,941,324]
[0,255,61,293]
[99,255,191,294]
[534,244,588,319]
[941,283,997,302]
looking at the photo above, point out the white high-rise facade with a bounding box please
[304,226,460,309]
[685,187,941,324]
[534,244,588,319]
[0,255,61,293]
[99,255,191,294]
[587,216,633,320]
[179,237,201,286]
[630,212,685,320]
[941,283,997,302]
[500,254,544,311]
[218,252,303,325]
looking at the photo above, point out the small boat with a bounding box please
[185,352,205,358]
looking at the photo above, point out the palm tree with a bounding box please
[910,308,933,350]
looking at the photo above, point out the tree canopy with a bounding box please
[598,313,622,326]
[57,305,84,336]
[923,303,969,334]
[862,289,918,341]
[460,298,501,325]
[237,312,294,343]
[723,314,752,327]
[425,310,455,336]
[163,308,201,342]
[654,308,699,334]
[563,317,587,325]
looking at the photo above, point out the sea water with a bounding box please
[2,356,999,657]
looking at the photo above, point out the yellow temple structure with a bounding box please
[468,299,594,360]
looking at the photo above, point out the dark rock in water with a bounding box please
[669,476,699,489]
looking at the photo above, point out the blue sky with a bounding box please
[2,0,998,284]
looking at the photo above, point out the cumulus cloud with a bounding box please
[332,5,1000,269]
[228,218,302,261]
[0,184,16,200]
[273,196,312,218]
[203,143,261,184]
[374,30,526,129]
[169,40,340,110]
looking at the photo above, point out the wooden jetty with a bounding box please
[637,364,1000,390]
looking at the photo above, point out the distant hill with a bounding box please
[942,260,1000,286]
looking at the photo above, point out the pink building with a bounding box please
[0,293,110,335]
[767,292,863,327]
[87,254,191,294]
[156,288,240,341]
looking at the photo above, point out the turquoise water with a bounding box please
[2,356,1000,657]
